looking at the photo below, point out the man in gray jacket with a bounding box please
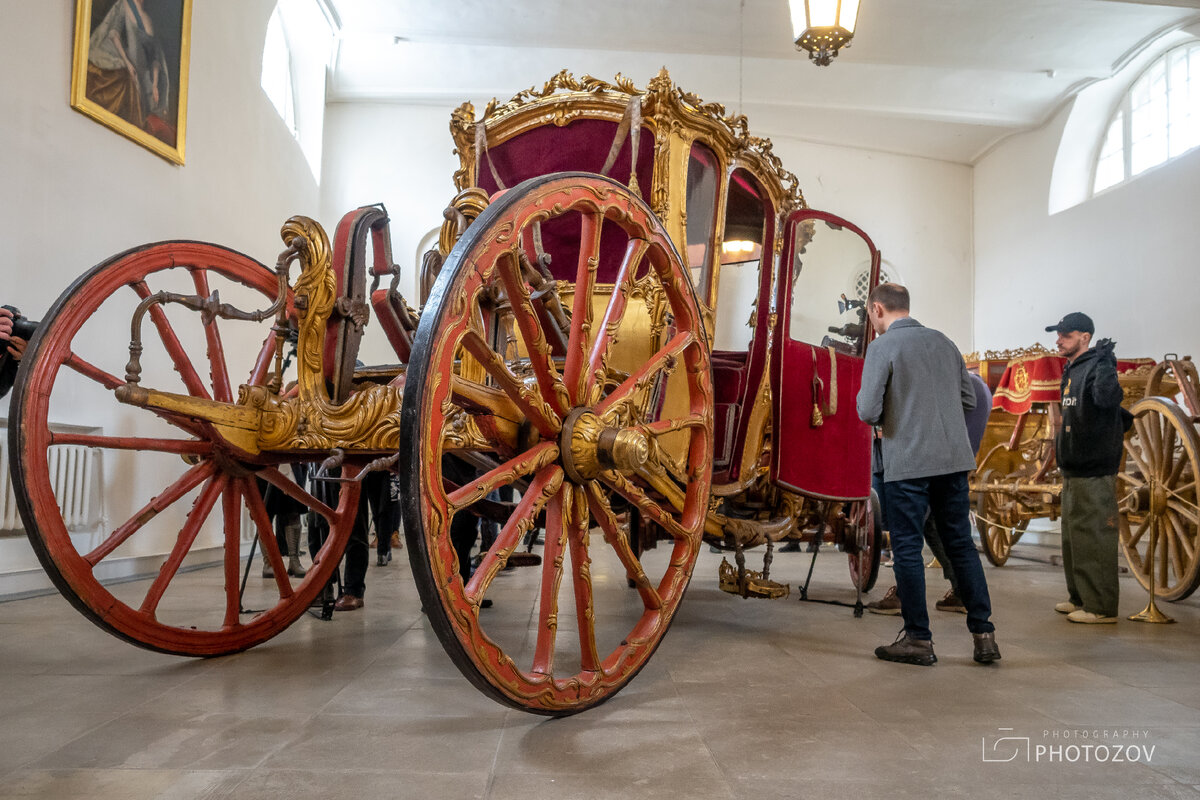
[856,283,999,666]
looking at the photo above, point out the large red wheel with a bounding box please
[401,173,713,715]
[10,242,359,656]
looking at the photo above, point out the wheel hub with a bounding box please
[560,407,650,483]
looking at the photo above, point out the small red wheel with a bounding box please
[401,173,713,715]
[10,242,360,656]
[846,490,882,592]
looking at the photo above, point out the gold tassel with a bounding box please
[811,375,824,427]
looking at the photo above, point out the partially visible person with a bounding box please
[1047,312,1125,624]
[867,370,993,616]
[0,305,35,399]
[857,283,999,666]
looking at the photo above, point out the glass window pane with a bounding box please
[685,141,719,292]
[788,219,872,356]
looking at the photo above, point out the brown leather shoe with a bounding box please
[935,588,967,614]
[973,632,1001,663]
[867,585,902,616]
[333,594,364,611]
[874,630,936,666]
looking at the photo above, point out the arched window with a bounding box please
[261,6,297,135]
[1094,42,1200,194]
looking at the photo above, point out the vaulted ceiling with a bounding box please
[324,0,1200,164]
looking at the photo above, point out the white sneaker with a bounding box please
[1067,609,1118,624]
[1054,600,1081,614]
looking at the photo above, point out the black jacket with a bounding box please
[1056,348,1125,477]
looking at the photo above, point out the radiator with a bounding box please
[0,425,102,532]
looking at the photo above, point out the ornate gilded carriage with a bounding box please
[10,69,884,714]
[966,345,1200,605]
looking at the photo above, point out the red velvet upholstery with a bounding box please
[478,121,656,283]
[771,341,870,500]
[711,349,749,469]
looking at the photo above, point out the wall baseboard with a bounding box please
[0,545,226,603]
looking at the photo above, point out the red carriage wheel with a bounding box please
[846,489,882,592]
[9,242,360,656]
[401,173,714,715]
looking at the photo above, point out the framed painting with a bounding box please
[70,0,193,165]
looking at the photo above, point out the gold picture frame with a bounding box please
[70,0,193,165]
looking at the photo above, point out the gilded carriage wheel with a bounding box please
[846,490,882,592]
[1118,397,1200,601]
[9,242,360,656]
[973,468,1029,566]
[401,173,714,715]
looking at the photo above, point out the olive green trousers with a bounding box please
[1061,475,1120,617]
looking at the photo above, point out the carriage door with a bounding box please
[771,211,880,500]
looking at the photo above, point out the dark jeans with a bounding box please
[874,473,958,591]
[883,472,994,640]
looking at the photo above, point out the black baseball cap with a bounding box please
[1045,312,1094,335]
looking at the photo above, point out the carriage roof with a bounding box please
[447,68,807,232]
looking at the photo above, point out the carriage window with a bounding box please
[685,142,719,293]
[788,219,873,356]
[722,169,766,267]
[711,169,767,351]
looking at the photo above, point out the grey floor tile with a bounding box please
[0,542,1197,797]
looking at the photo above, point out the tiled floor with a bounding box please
[1,541,1198,800]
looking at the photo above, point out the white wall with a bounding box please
[320,100,976,357]
[974,101,1200,357]
[0,1,321,590]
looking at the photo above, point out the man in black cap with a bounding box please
[1046,311,1124,623]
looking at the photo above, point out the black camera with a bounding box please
[2,305,38,341]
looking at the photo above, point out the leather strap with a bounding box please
[600,95,643,196]
[475,121,507,191]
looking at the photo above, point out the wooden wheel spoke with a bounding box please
[257,466,335,520]
[447,441,560,512]
[566,485,602,674]
[563,212,604,405]
[248,330,280,387]
[1127,514,1151,550]
[495,251,569,417]
[595,330,693,418]
[585,239,649,401]
[139,473,228,617]
[599,470,691,541]
[466,466,565,603]
[461,330,561,438]
[64,351,125,390]
[1166,497,1199,526]
[584,482,662,609]
[531,488,570,676]
[191,269,233,402]
[640,414,707,438]
[242,477,294,599]
[1146,416,1164,472]
[131,281,212,401]
[85,461,217,566]
[221,482,243,628]
[50,432,212,456]
[1126,438,1155,482]
[1164,512,1186,579]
